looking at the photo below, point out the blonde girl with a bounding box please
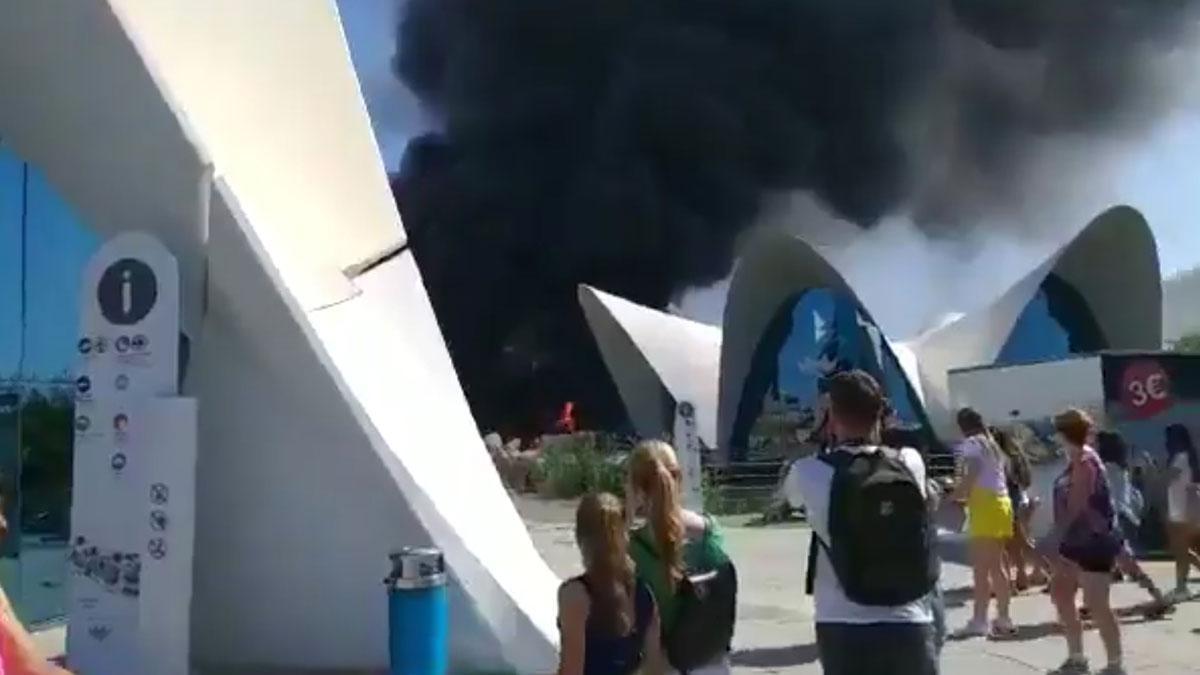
[557,493,664,675]
[626,441,731,674]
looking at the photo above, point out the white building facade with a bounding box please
[1,1,556,671]
[582,206,1163,460]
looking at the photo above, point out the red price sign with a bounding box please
[1120,360,1173,419]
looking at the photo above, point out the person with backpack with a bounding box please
[1042,408,1125,675]
[1163,423,1200,602]
[949,409,1016,640]
[782,370,938,675]
[557,492,665,675]
[626,440,736,675]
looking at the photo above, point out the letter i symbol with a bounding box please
[121,270,133,317]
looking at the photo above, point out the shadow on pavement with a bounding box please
[731,643,820,669]
[942,586,973,610]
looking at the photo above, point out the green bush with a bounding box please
[536,434,629,499]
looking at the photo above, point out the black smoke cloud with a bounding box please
[391,0,1198,435]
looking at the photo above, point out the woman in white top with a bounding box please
[1164,424,1200,601]
[950,408,1016,639]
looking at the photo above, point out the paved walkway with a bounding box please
[31,497,1200,673]
[519,497,1200,674]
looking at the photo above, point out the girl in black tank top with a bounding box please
[557,493,665,675]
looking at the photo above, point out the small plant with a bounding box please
[701,469,723,514]
[1170,331,1200,353]
[536,433,629,499]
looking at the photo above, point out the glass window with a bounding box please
[13,383,73,623]
[0,142,94,624]
[996,275,1107,366]
[730,288,934,462]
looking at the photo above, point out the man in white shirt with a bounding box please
[784,370,939,675]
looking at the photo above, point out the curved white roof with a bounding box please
[913,205,1161,436]
[585,205,1162,458]
[579,285,721,447]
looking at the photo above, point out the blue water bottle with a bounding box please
[387,547,449,675]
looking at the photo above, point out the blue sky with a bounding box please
[0,2,1196,379]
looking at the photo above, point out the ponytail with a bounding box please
[992,426,1031,488]
[650,462,685,591]
[575,493,635,636]
[980,430,1006,470]
[630,441,686,592]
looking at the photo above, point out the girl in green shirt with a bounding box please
[626,441,731,673]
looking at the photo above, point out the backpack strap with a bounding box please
[804,452,846,595]
[804,535,822,595]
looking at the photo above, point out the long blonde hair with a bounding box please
[575,492,635,636]
[628,440,685,592]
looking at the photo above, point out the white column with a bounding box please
[674,401,704,512]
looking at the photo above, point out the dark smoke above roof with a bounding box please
[391,0,1199,434]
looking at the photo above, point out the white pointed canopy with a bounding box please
[579,285,721,447]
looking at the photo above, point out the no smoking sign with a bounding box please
[1120,360,1173,419]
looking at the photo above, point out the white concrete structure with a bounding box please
[579,285,721,448]
[1,1,556,672]
[914,205,1161,437]
[581,205,1162,454]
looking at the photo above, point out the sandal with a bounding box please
[1143,601,1176,619]
[990,618,1018,639]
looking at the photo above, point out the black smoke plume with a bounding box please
[392,0,1198,435]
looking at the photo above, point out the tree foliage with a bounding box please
[1169,332,1200,354]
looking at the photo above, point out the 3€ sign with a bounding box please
[1120,360,1173,419]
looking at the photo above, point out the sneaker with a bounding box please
[953,618,988,639]
[1096,664,1127,675]
[1143,600,1176,619]
[1048,656,1089,674]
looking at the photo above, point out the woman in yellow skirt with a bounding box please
[951,408,1016,639]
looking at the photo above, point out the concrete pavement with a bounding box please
[29,496,1200,673]
[519,496,1200,674]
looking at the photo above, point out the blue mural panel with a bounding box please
[730,289,933,462]
[996,275,1107,366]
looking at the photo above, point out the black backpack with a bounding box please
[804,447,936,606]
[634,530,737,671]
